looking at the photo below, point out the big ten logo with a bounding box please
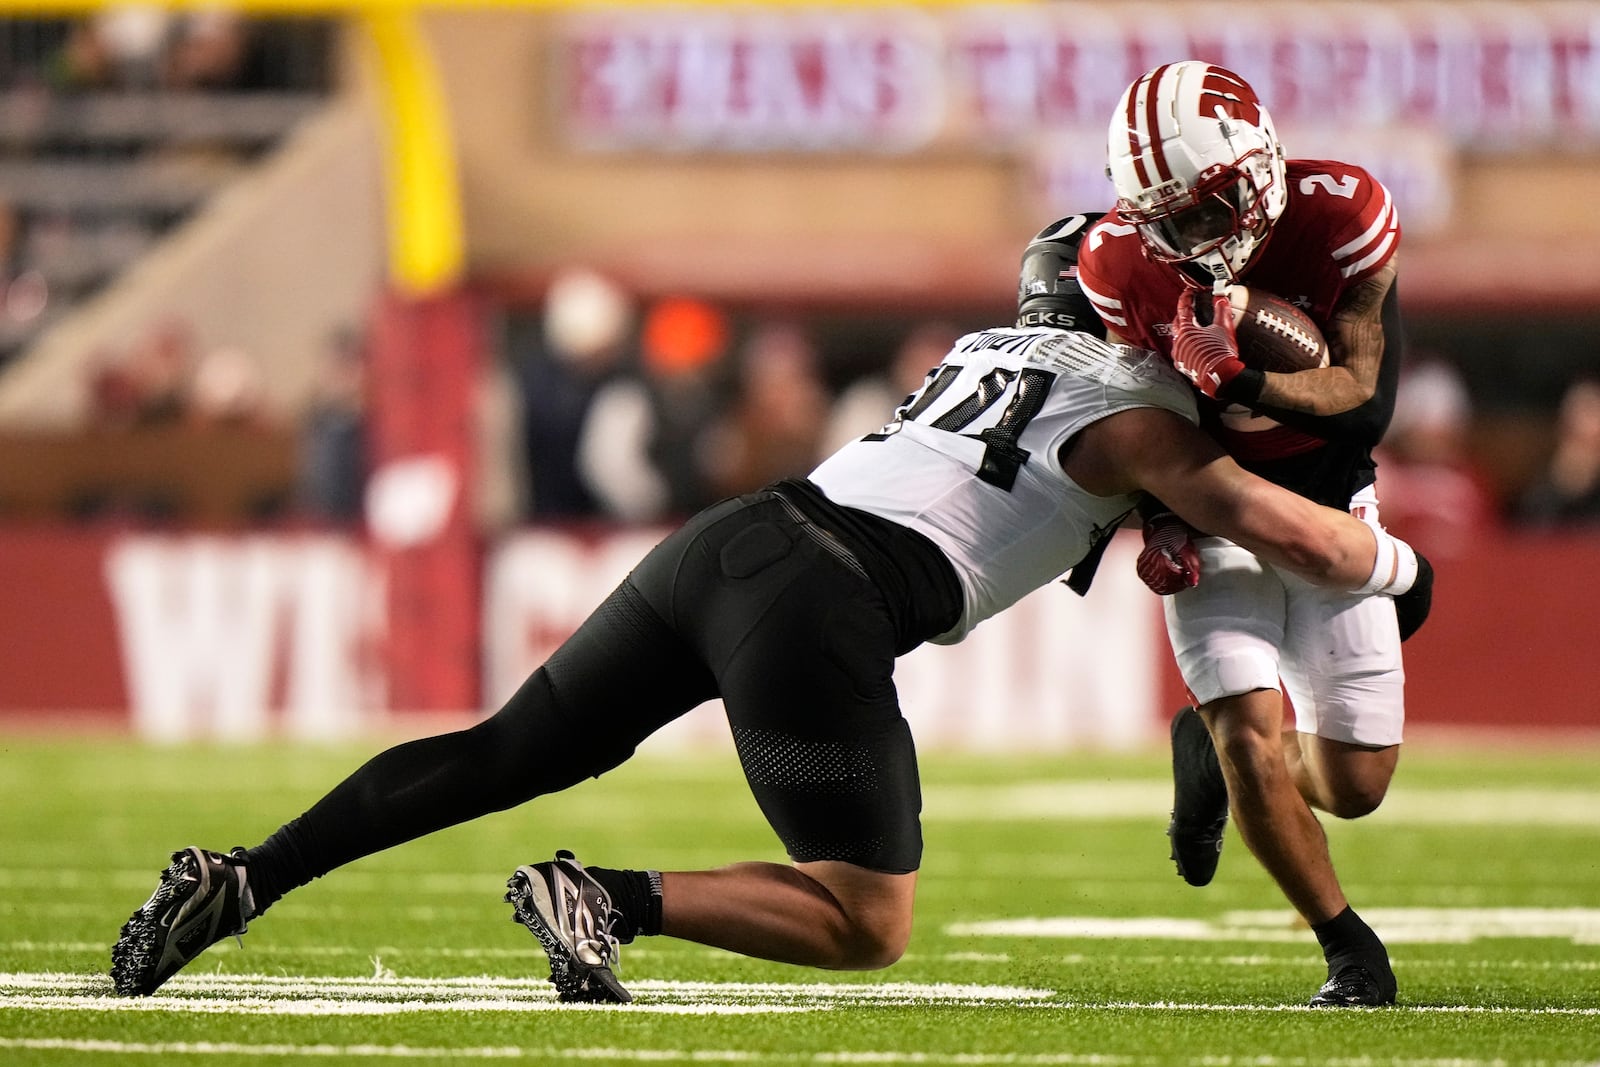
[105,536,384,743]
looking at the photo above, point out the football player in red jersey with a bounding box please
[109,216,1428,1006]
[1077,61,1427,1008]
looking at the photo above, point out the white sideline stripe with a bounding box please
[0,973,1055,1016]
[2,1038,1597,1067]
[3,940,540,958]
[5,1042,536,1061]
[0,995,797,1016]
[923,782,1600,826]
[1043,952,1600,973]
[1048,1000,1600,1018]
[0,941,1013,965]
[14,942,1600,973]
[949,908,1600,945]
[0,1042,1125,1064]
[4,973,1594,1021]
[3,972,1051,1000]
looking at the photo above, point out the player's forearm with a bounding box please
[1247,364,1389,443]
[1215,477,1411,593]
[1281,510,1414,594]
[1250,266,1395,418]
[1245,272,1400,442]
[1127,421,1406,592]
[1255,363,1372,416]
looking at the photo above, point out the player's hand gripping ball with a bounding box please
[1170,289,1247,399]
[1171,286,1331,401]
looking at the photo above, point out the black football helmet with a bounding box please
[1016,213,1106,338]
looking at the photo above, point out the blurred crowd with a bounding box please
[57,316,346,525]
[492,268,962,530]
[19,263,1598,545]
[501,269,1600,555]
[0,12,335,368]
[7,8,334,96]
[1374,358,1600,549]
[49,7,252,93]
[485,268,1600,549]
[0,11,1595,543]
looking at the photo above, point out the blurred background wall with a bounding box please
[0,1,1595,745]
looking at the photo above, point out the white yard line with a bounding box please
[0,994,800,1016]
[1037,1000,1600,1017]
[948,908,1600,945]
[2,972,1052,1000]
[0,1038,1595,1067]
[0,972,1055,1016]
[10,943,1600,973]
[0,941,1014,965]
[1,972,1592,1018]
[923,782,1600,826]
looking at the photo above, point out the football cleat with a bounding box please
[111,846,254,996]
[1167,706,1230,887]
[505,850,632,1004]
[1309,961,1398,1007]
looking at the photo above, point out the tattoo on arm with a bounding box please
[1256,261,1397,417]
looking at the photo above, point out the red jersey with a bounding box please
[1077,159,1400,469]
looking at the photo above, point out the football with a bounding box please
[1224,286,1330,373]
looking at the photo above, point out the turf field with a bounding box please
[2,735,1598,1065]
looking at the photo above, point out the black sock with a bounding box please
[1311,906,1385,967]
[585,866,663,944]
[244,818,311,918]
[243,721,517,917]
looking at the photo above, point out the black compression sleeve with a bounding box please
[245,670,594,914]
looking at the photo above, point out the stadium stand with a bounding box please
[0,15,335,369]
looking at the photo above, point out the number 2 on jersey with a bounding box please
[1299,173,1360,199]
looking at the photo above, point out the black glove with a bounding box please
[1394,551,1433,642]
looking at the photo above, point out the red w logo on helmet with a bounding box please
[1198,67,1261,125]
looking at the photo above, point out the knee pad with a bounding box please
[1184,645,1281,706]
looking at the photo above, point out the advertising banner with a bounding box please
[1,526,1593,742]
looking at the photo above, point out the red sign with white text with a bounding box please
[557,3,1600,152]
[560,9,945,152]
[0,527,1594,739]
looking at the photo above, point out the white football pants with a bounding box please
[1163,486,1405,746]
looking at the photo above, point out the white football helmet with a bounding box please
[1107,62,1288,284]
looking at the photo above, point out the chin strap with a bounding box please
[1356,529,1419,596]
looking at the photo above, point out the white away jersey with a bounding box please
[809,327,1197,643]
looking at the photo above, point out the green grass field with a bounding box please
[2,735,1598,1064]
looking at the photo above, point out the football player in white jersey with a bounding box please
[111,217,1427,1007]
[1077,61,1427,1007]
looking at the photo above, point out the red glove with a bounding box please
[1136,512,1201,595]
[1171,289,1248,399]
